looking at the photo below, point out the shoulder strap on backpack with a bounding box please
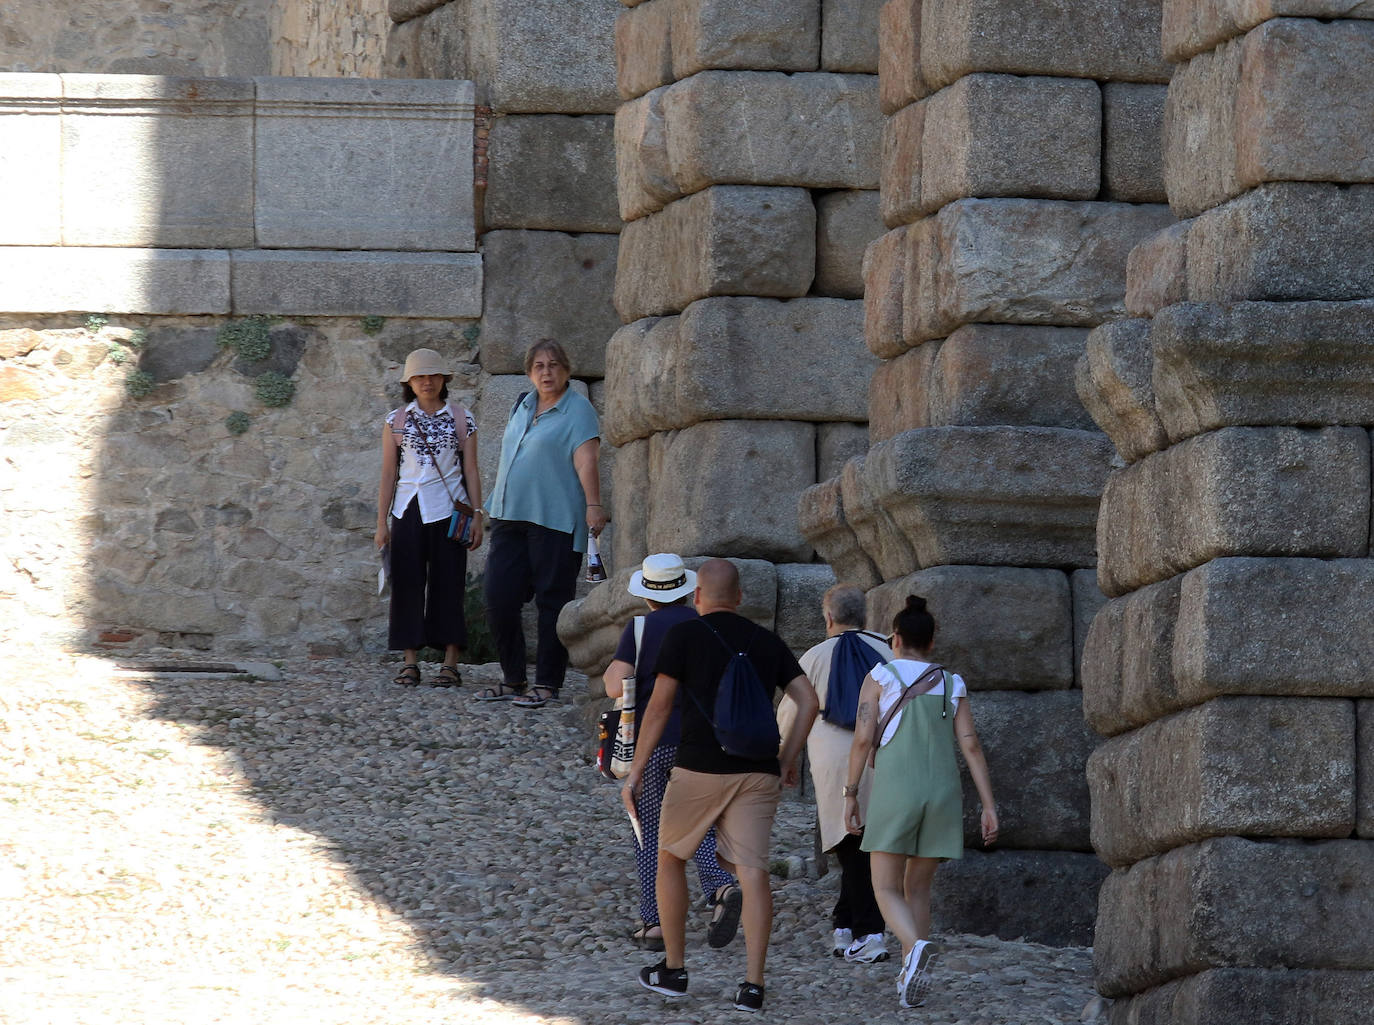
[868,661,945,768]
[389,405,408,446]
[632,615,645,676]
[511,391,529,418]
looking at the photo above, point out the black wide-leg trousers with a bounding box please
[388,498,468,651]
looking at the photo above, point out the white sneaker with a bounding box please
[898,940,940,1008]
[844,932,890,963]
[831,928,853,958]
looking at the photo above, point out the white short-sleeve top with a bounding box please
[386,401,476,524]
[870,658,968,749]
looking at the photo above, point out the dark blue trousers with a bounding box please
[483,519,582,694]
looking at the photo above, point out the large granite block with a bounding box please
[608,436,649,572]
[1162,0,1374,63]
[1107,967,1374,1025]
[878,0,929,113]
[1076,318,1168,464]
[958,689,1095,849]
[1187,183,1374,304]
[603,296,873,444]
[822,0,883,72]
[797,476,883,592]
[867,426,1115,569]
[484,114,619,233]
[866,565,1074,691]
[881,99,925,227]
[0,74,61,245]
[862,226,908,358]
[670,0,820,78]
[1165,19,1374,215]
[879,0,929,113]
[1090,697,1357,867]
[1080,574,1183,738]
[61,74,254,248]
[230,250,483,318]
[480,230,619,377]
[614,186,815,321]
[1124,220,1190,319]
[1362,700,1374,839]
[662,71,879,193]
[469,0,619,113]
[382,3,468,79]
[1096,427,1371,596]
[903,199,1175,346]
[254,77,474,251]
[775,563,837,653]
[930,324,1094,430]
[816,190,885,299]
[1095,837,1374,997]
[933,848,1107,947]
[1173,558,1374,706]
[920,73,1101,214]
[1103,82,1167,204]
[0,247,230,315]
[616,0,674,100]
[647,421,816,562]
[818,422,869,481]
[920,0,1171,89]
[840,453,919,581]
[868,342,938,443]
[615,86,675,222]
[1071,568,1107,688]
[1151,300,1374,444]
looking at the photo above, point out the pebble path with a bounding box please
[0,648,1108,1025]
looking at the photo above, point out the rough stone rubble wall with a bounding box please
[0,74,479,655]
[797,0,1175,946]
[558,0,888,671]
[271,0,390,77]
[381,0,624,590]
[1079,6,1374,1018]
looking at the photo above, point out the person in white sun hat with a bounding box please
[602,555,738,954]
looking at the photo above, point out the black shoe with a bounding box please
[639,959,688,997]
[734,982,764,1012]
[707,883,743,948]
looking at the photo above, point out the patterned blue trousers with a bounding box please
[637,743,734,925]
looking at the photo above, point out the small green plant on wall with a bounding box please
[254,371,295,408]
[360,315,386,336]
[225,411,252,435]
[125,370,155,399]
[85,314,108,334]
[217,316,277,362]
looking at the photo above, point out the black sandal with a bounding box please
[393,663,421,687]
[631,923,665,951]
[432,664,462,688]
[474,682,526,702]
[707,883,743,949]
[513,686,555,709]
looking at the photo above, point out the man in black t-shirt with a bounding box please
[622,559,819,1013]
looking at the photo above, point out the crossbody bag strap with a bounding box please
[868,661,945,768]
[632,615,645,680]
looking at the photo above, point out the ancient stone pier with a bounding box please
[797,0,1174,944]
[1079,7,1374,1020]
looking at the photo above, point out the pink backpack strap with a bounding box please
[447,401,472,437]
[389,406,408,446]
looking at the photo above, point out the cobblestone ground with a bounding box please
[0,647,1107,1025]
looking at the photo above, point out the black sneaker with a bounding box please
[733,981,764,1012]
[639,959,688,997]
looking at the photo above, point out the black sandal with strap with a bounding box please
[474,682,526,702]
[393,663,421,687]
[432,664,462,688]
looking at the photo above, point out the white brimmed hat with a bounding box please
[627,553,697,603]
[400,347,451,382]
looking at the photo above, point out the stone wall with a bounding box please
[795,0,1176,946]
[271,0,390,77]
[0,74,479,655]
[557,0,886,670]
[1080,9,1374,1019]
[0,0,274,76]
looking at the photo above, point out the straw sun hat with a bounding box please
[627,553,697,603]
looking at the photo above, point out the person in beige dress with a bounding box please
[778,584,893,962]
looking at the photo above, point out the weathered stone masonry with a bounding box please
[1080,8,1374,1020]
[799,0,1175,945]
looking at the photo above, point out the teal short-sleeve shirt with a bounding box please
[488,388,601,552]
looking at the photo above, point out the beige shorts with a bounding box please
[658,767,782,872]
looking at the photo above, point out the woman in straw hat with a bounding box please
[602,554,739,952]
[374,348,481,687]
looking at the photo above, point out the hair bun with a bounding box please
[905,595,927,612]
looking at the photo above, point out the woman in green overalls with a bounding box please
[841,595,998,1009]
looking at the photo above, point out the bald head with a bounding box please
[695,558,741,611]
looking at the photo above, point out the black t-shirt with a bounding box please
[653,610,804,776]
